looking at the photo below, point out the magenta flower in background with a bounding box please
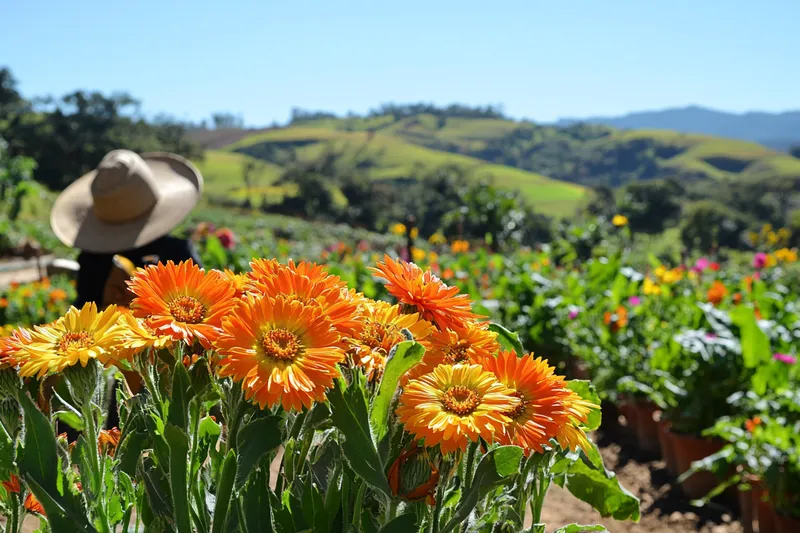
[705,332,717,339]
[692,257,710,273]
[753,252,768,269]
[773,353,797,365]
[568,309,579,320]
[628,296,641,306]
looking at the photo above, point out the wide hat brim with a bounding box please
[50,152,203,254]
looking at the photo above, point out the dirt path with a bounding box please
[539,429,742,533]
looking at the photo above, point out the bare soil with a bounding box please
[539,428,743,533]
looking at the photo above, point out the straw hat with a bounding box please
[50,149,203,253]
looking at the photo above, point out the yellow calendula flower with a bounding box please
[612,214,628,227]
[428,251,439,264]
[412,248,427,263]
[410,227,419,239]
[15,303,126,378]
[428,232,447,245]
[390,223,407,236]
[643,277,662,296]
[765,253,777,268]
[541,258,551,267]
[775,248,798,263]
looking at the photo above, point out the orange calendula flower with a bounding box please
[396,364,519,454]
[216,296,344,411]
[481,351,597,454]
[347,301,433,382]
[0,298,8,308]
[744,275,754,293]
[0,327,33,366]
[387,446,440,505]
[745,416,762,433]
[603,306,628,333]
[98,427,121,457]
[14,303,126,378]
[2,474,20,493]
[405,322,500,383]
[128,260,236,349]
[733,293,743,305]
[371,255,482,331]
[49,288,68,304]
[223,269,249,298]
[707,280,728,306]
[25,492,45,515]
[247,259,365,341]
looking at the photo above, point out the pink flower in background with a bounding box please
[754,271,762,280]
[215,228,236,250]
[704,332,717,339]
[773,353,797,365]
[692,257,710,273]
[568,309,579,320]
[628,296,641,306]
[753,252,767,269]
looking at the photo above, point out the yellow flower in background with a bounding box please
[688,270,698,281]
[765,253,777,267]
[654,265,667,281]
[390,223,407,236]
[777,228,792,243]
[450,240,470,254]
[642,277,662,296]
[410,227,419,239]
[747,231,759,245]
[15,303,126,378]
[775,248,798,263]
[766,231,779,246]
[541,258,551,267]
[412,248,427,263]
[661,268,683,284]
[428,251,439,264]
[612,214,628,227]
[428,232,447,245]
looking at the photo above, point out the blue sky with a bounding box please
[3,1,797,126]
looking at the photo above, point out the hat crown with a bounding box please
[91,150,159,223]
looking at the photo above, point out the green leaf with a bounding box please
[211,450,238,533]
[442,446,523,533]
[242,467,272,532]
[168,360,194,429]
[301,478,328,533]
[235,415,283,489]
[139,455,174,525]
[370,341,425,442]
[553,525,609,533]
[488,323,525,355]
[18,393,58,491]
[328,377,392,497]
[567,380,602,431]
[54,410,84,431]
[165,424,192,533]
[23,476,98,533]
[610,273,628,306]
[116,429,151,477]
[561,458,640,521]
[378,513,418,532]
[730,306,771,369]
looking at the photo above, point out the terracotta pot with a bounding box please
[670,430,725,499]
[634,401,661,455]
[775,512,800,533]
[617,398,637,432]
[752,480,778,533]
[657,420,678,476]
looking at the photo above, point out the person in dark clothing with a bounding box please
[49,149,205,436]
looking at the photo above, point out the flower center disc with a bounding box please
[361,322,393,348]
[442,385,480,416]
[444,340,470,364]
[262,329,302,361]
[506,391,526,420]
[58,331,94,354]
[169,296,206,324]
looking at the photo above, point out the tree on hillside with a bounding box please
[680,200,750,251]
[211,112,244,129]
[618,179,683,234]
[790,144,800,159]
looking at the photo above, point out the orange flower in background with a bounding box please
[744,276,754,293]
[98,427,121,456]
[0,327,33,366]
[397,363,519,454]
[745,416,762,433]
[603,306,628,333]
[371,255,482,331]
[0,298,8,308]
[450,240,470,254]
[482,351,597,454]
[247,259,365,341]
[128,260,236,349]
[216,295,344,411]
[49,288,68,304]
[733,293,743,305]
[707,280,728,306]
[223,269,249,298]
[347,300,433,382]
[25,492,44,515]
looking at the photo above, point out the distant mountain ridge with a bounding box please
[554,106,800,151]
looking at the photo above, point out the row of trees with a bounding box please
[0,67,202,191]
